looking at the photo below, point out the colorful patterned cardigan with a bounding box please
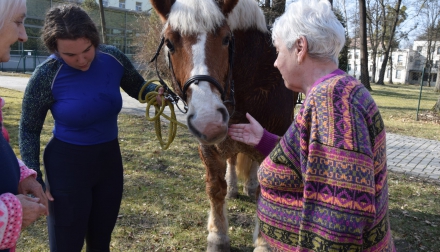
[255,70,395,251]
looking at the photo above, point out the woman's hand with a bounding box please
[156,87,165,106]
[18,176,52,216]
[16,194,47,229]
[228,113,264,146]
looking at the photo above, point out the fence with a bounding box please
[5,0,147,73]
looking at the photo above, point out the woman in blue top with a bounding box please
[19,4,162,252]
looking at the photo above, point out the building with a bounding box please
[0,0,151,72]
[97,0,151,12]
[347,40,440,86]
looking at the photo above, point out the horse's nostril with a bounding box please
[217,108,229,123]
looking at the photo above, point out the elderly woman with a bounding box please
[0,0,48,251]
[228,0,395,251]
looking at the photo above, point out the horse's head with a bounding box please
[150,0,240,145]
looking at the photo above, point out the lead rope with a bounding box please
[138,79,187,150]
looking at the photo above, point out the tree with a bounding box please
[414,0,440,89]
[359,0,372,90]
[98,0,107,44]
[133,10,172,81]
[366,0,384,83]
[334,9,350,71]
[82,0,106,43]
[376,0,403,85]
[260,0,286,25]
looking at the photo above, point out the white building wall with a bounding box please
[347,41,440,85]
[347,49,409,84]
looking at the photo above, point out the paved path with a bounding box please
[1,75,439,181]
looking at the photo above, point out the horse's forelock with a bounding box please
[227,0,267,32]
[167,0,225,35]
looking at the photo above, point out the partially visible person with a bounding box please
[0,1,48,251]
[19,4,162,252]
[228,0,395,251]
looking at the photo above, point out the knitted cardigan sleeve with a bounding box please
[0,193,22,250]
[19,59,58,188]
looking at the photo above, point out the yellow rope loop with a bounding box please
[138,79,187,150]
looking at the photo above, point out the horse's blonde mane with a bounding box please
[227,0,267,33]
[165,0,267,35]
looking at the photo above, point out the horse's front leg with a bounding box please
[199,145,230,252]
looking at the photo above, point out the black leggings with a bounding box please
[44,137,123,252]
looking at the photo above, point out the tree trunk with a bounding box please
[435,70,440,92]
[272,0,286,16]
[359,0,371,90]
[389,55,393,84]
[376,0,402,85]
[434,96,440,113]
[98,0,107,44]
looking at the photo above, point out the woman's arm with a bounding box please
[0,193,22,250]
[19,62,56,189]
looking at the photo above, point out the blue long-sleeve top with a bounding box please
[19,44,157,184]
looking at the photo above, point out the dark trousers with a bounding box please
[44,137,123,252]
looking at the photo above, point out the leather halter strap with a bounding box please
[149,33,236,115]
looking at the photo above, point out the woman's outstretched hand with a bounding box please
[228,113,264,146]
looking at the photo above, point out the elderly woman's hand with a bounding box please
[16,194,47,229]
[228,113,264,146]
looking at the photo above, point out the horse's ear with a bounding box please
[150,0,176,22]
[218,0,239,16]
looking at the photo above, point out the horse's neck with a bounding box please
[232,29,279,87]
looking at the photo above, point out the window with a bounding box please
[348,64,351,71]
[397,55,403,62]
[411,72,419,81]
[348,53,351,59]
[437,46,440,54]
[435,60,439,69]
[102,0,108,7]
[409,56,413,62]
[396,70,401,79]
[417,46,423,53]
[136,2,142,11]
[355,52,359,59]
[119,0,125,8]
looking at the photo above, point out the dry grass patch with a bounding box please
[371,83,440,140]
[0,85,439,251]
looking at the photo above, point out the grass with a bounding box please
[0,82,439,251]
[370,83,440,140]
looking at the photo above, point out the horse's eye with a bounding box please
[165,40,175,53]
[222,36,230,46]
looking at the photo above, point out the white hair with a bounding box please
[272,0,345,65]
[165,0,267,35]
[0,0,26,31]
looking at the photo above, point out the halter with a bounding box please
[149,33,236,115]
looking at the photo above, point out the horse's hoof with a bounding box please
[207,233,230,252]
[207,242,231,252]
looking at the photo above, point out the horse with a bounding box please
[149,0,297,250]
